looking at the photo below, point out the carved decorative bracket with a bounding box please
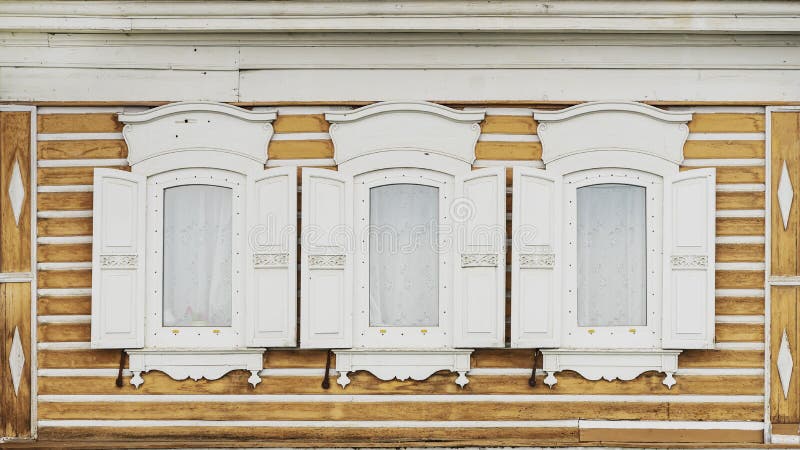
[540,348,681,389]
[126,348,266,388]
[333,349,472,388]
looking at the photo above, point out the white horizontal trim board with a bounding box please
[770,276,800,286]
[478,134,540,143]
[38,419,579,428]
[715,262,765,271]
[38,185,93,193]
[37,394,763,403]
[716,210,765,218]
[265,158,335,167]
[773,435,800,445]
[676,368,764,376]
[473,160,544,168]
[464,107,533,116]
[37,342,92,350]
[271,132,331,141]
[716,289,765,297]
[37,288,92,297]
[715,236,765,244]
[0,272,33,282]
[38,315,90,324]
[37,107,149,115]
[269,106,353,115]
[38,210,92,219]
[716,184,765,192]
[687,132,765,141]
[38,262,92,271]
[715,342,765,350]
[37,133,124,141]
[682,158,765,167]
[578,420,764,430]
[715,315,765,324]
[666,106,766,114]
[37,236,92,244]
[38,158,128,168]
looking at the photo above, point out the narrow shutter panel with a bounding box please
[511,167,562,348]
[300,168,353,349]
[663,168,716,349]
[246,167,297,347]
[454,167,506,348]
[91,168,146,349]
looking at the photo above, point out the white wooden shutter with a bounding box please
[300,168,353,348]
[91,168,146,349]
[663,168,716,349]
[246,167,297,347]
[511,167,562,348]
[454,167,506,348]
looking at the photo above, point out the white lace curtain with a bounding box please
[369,184,439,327]
[162,184,233,327]
[576,183,647,327]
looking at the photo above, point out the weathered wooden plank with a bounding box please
[36,400,761,421]
[38,296,91,316]
[771,286,799,423]
[1,282,32,438]
[716,191,765,210]
[38,323,90,342]
[38,349,120,369]
[580,427,762,444]
[688,113,766,133]
[683,140,765,159]
[715,323,764,343]
[37,113,123,134]
[37,270,91,289]
[471,349,534,368]
[38,166,129,186]
[268,140,332,159]
[771,112,800,276]
[715,270,765,289]
[716,244,764,262]
[38,217,92,237]
[480,116,538,134]
[715,297,764,316]
[38,140,127,160]
[716,217,764,236]
[37,244,92,263]
[679,350,763,368]
[0,111,32,272]
[37,192,93,211]
[680,166,764,184]
[272,114,329,133]
[475,141,542,160]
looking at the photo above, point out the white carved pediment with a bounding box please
[119,102,276,166]
[126,348,265,388]
[541,348,681,389]
[534,101,691,166]
[333,349,472,388]
[326,101,484,167]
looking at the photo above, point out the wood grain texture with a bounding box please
[1,282,32,438]
[715,323,764,343]
[38,166,129,186]
[580,427,762,444]
[272,114,329,133]
[0,111,32,272]
[38,323,90,342]
[683,140,765,159]
[715,271,765,289]
[716,217,764,236]
[37,192,93,211]
[716,297,764,316]
[37,243,92,263]
[38,217,92,237]
[688,113,766,133]
[480,116,538,134]
[679,350,763,368]
[716,191,765,210]
[716,244,764,262]
[475,141,542,160]
[268,140,333,159]
[771,112,800,276]
[38,269,91,289]
[38,140,127,160]
[771,286,799,423]
[37,113,123,134]
[680,166,765,184]
[38,295,91,315]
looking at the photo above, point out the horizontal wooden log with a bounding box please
[38,323,90,343]
[37,192,93,211]
[683,140,765,159]
[716,191,765,210]
[272,114,329,133]
[268,140,332,159]
[37,244,92,263]
[716,297,765,316]
[36,400,763,421]
[716,217,764,236]
[681,166,764,184]
[679,350,763,368]
[38,270,91,289]
[687,113,766,133]
[38,166,129,186]
[38,217,92,237]
[715,323,764,343]
[715,270,765,289]
[716,244,764,262]
[475,141,542,160]
[38,296,91,316]
[38,140,127,160]
[480,116,538,135]
[580,427,762,444]
[37,113,123,134]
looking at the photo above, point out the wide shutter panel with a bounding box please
[91,168,146,349]
[246,167,297,347]
[663,168,716,349]
[511,167,562,348]
[300,168,353,349]
[454,167,506,348]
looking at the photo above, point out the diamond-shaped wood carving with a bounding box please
[778,160,794,230]
[8,159,24,225]
[778,329,793,399]
[9,326,25,396]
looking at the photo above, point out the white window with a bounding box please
[90,102,297,388]
[511,102,716,389]
[300,101,506,388]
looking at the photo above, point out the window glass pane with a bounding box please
[577,183,647,327]
[369,184,439,327]
[163,185,233,327]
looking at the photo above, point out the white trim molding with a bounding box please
[333,349,472,389]
[540,349,682,389]
[126,349,266,389]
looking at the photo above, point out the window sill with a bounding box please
[540,348,681,389]
[333,349,472,388]
[126,348,265,388]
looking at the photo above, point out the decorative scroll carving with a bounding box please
[100,254,138,269]
[670,255,708,269]
[519,253,555,268]
[308,254,346,269]
[126,349,265,389]
[253,253,289,268]
[333,349,472,389]
[461,253,498,267]
[541,349,681,389]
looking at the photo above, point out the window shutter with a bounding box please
[91,168,146,349]
[453,167,506,348]
[663,168,716,349]
[511,167,562,348]
[300,168,353,349]
[246,167,297,347]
